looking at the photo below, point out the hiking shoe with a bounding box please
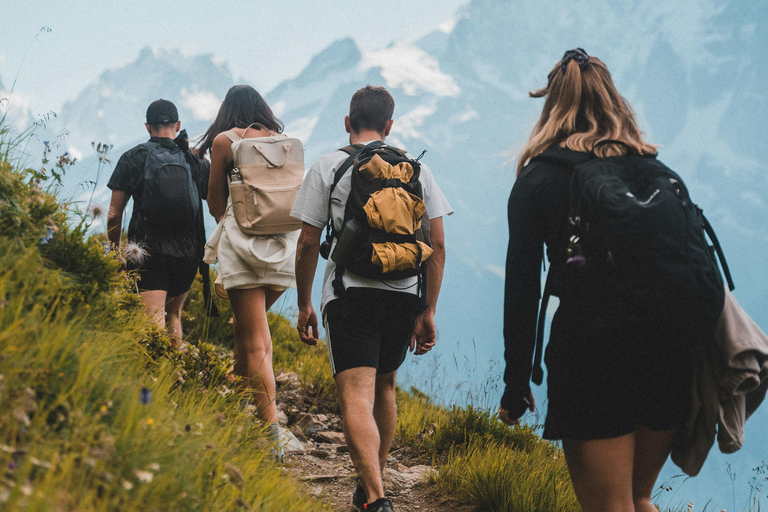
[352,482,366,510]
[363,497,393,512]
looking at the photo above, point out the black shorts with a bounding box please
[323,287,419,376]
[129,253,199,297]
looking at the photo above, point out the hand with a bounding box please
[297,306,318,346]
[409,310,436,355]
[498,391,535,426]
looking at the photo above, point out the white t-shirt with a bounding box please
[290,141,453,313]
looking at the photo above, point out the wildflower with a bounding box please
[146,418,155,427]
[134,469,154,483]
[125,242,149,265]
[139,387,151,405]
[39,226,55,244]
[7,461,16,470]
[121,479,133,490]
[100,405,109,415]
[90,204,105,219]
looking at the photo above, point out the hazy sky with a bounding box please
[1,1,468,115]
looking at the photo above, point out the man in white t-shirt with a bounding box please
[291,86,452,512]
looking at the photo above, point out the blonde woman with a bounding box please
[498,49,721,511]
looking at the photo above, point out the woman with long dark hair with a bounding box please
[499,49,720,511]
[199,85,296,458]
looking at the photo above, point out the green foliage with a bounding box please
[0,128,322,511]
[434,441,578,512]
[269,312,336,403]
[39,223,121,305]
[181,268,234,348]
[433,405,549,456]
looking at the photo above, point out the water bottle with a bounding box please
[331,218,364,265]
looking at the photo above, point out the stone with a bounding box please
[315,431,346,445]
[280,429,306,454]
[310,449,330,459]
[274,372,299,388]
[276,409,289,426]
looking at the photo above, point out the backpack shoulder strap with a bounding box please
[330,141,383,194]
[223,129,241,143]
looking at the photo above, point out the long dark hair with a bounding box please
[197,84,284,156]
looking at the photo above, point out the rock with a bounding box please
[291,425,307,442]
[336,445,349,453]
[276,409,289,426]
[383,465,434,490]
[300,474,344,483]
[310,449,330,459]
[297,415,327,438]
[315,431,346,445]
[275,371,299,388]
[280,430,306,454]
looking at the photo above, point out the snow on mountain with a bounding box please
[59,47,235,155]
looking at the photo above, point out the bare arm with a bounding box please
[207,133,233,222]
[107,190,128,269]
[295,222,322,345]
[410,216,445,355]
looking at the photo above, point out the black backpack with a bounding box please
[138,141,201,235]
[320,141,430,302]
[528,141,734,384]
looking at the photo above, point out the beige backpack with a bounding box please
[224,124,304,235]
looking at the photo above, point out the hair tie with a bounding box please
[560,48,590,73]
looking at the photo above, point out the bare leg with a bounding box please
[264,287,284,311]
[562,434,635,512]
[140,290,168,328]
[335,366,385,504]
[229,287,280,424]
[373,371,398,473]
[632,427,675,512]
[165,292,189,345]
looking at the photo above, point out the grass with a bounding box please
[0,128,324,511]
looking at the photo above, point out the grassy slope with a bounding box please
[0,143,323,511]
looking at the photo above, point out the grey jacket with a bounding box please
[671,288,768,476]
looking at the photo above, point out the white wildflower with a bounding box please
[124,241,149,264]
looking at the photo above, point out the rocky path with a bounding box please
[272,372,475,512]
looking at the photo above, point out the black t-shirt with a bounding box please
[107,136,209,259]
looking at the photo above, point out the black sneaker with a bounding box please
[364,498,393,512]
[352,482,366,511]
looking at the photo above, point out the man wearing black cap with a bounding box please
[107,99,209,343]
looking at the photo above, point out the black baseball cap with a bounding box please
[146,99,179,125]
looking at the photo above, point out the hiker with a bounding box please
[292,85,452,512]
[198,85,301,458]
[498,49,726,512]
[107,99,208,345]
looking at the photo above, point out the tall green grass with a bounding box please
[0,132,323,511]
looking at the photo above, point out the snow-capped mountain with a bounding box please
[59,47,235,157]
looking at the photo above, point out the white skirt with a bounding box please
[204,208,298,300]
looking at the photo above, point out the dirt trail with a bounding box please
[273,372,475,512]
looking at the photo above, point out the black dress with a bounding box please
[501,155,693,440]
